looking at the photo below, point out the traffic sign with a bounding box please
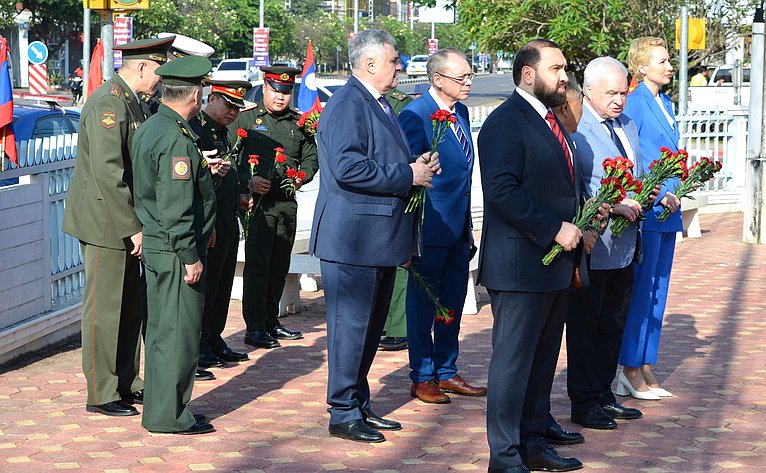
[28,41,48,65]
[29,64,48,95]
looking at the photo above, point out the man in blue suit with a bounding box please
[309,29,440,443]
[398,48,486,404]
[568,57,647,431]
[479,39,586,473]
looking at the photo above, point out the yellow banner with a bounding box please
[675,18,706,50]
[83,0,150,10]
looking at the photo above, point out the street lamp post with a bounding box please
[14,9,33,88]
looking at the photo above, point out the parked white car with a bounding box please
[406,55,429,77]
[210,58,258,81]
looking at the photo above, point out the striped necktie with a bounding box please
[452,114,473,163]
[604,118,628,158]
[545,110,573,181]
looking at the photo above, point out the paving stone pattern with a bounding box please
[1,213,764,472]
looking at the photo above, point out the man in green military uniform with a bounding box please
[63,36,174,416]
[229,66,318,349]
[189,80,252,369]
[132,56,217,435]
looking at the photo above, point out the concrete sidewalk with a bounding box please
[1,212,764,472]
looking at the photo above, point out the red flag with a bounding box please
[0,35,17,167]
[87,39,104,98]
[298,40,321,113]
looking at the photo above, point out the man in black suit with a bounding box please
[478,39,586,473]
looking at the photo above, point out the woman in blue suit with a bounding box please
[617,37,682,400]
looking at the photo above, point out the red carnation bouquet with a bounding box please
[657,156,722,222]
[611,147,689,236]
[406,265,455,324]
[282,167,308,198]
[405,109,456,222]
[242,153,260,240]
[252,147,288,211]
[542,157,641,265]
[221,128,248,163]
[297,110,321,136]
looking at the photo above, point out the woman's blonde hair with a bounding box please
[627,37,667,81]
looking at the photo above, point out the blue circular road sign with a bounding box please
[28,41,48,65]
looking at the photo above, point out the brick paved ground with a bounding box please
[1,212,765,472]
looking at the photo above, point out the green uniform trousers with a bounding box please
[383,266,409,338]
[141,249,205,432]
[80,242,144,406]
[200,218,239,355]
[242,201,296,332]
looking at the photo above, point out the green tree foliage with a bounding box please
[0,0,84,58]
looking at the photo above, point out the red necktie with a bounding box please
[545,110,573,182]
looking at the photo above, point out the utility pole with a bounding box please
[83,9,91,101]
[354,0,359,34]
[101,11,114,82]
[259,0,264,28]
[678,6,689,116]
[745,4,766,243]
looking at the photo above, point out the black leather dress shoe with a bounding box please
[198,352,225,368]
[329,419,385,443]
[488,466,531,473]
[571,407,617,430]
[121,389,144,405]
[267,324,304,340]
[361,409,402,431]
[602,402,642,420]
[379,336,408,351]
[193,414,209,423]
[215,347,249,362]
[244,330,281,348]
[86,400,139,416]
[523,447,583,472]
[195,369,216,381]
[544,422,584,445]
[174,422,215,435]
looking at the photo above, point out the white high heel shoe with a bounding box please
[649,386,674,397]
[616,372,661,400]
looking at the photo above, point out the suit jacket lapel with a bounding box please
[639,83,679,149]
[512,92,574,189]
[349,76,411,156]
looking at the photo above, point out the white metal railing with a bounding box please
[467,104,748,206]
[0,132,83,309]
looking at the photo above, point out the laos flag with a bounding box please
[298,40,321,112]
[0,35,17,167]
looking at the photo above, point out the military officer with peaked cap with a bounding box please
[132,55,217,435]
[229,66,318,350]
[63,36,174,417]
[140,33,215,116]
[189,80,252,370]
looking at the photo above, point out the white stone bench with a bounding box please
[679,193,708,240]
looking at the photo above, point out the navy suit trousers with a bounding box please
[486,289,569,468]
[321,260,396,425]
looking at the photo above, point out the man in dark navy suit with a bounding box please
[309,29,439,443]
[479,39,586,472]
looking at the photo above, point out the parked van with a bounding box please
[210,58,258,81]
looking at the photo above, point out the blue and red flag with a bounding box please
[0,35,17,168]
[297,40,321,113]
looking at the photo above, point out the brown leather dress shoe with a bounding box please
[411,380,451,404]
[438,375,487,396]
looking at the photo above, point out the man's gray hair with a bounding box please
[348,29,396,71]
[162,84,199,102]
[583,56,628,88]
[427,48,468,85]
[566,73,582,98]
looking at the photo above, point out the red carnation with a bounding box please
[248,154,259,165]
[237,128,248,139]
[297,170,307,180]
[286,168,298,179]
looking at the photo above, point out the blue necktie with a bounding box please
[377,96,398,127]
[604,118,628,158]
[452,114,473,163]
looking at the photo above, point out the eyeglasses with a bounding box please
[436,72,476,84]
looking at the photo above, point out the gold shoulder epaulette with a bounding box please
[110,83,121,96]
[176,120,192,138]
